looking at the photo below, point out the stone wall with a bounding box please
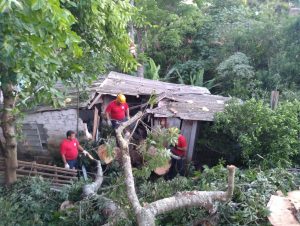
[23,109,85,155]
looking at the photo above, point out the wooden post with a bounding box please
[32,161,37,176]
[92,107,100,141]
[270,91,279,110]
[187,121,198,161]
[54,164,58,184]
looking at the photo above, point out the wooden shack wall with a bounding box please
[180,120,199,161]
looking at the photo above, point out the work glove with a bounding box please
[170,152,181,160]
[107,120,112,126]
[82,150,88,156]
[64,163,70,169]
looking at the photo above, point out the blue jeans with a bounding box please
[67,159,78,169]
[111,118,128,129]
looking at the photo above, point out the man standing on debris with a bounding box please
[105,93,130,129]
[168,132,187,179]
[60,130,88,169]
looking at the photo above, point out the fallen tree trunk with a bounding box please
[58,159,124,225]
[116,111,236,226]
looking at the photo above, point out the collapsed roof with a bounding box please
[89,71,230,121]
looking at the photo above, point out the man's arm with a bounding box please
[61,154,67,164]
[78,144,94,159]
[60,143,69,168]
[126,108,130,119]
[78,144,85,152]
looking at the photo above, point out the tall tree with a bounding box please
[0,0,83,184]
[0,0,136,185]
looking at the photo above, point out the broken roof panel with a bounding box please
[147,94,230,121]
[92,71,211,97]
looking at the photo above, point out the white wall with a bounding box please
[23,109,85,153]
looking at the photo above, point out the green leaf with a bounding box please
[31,0,44,10]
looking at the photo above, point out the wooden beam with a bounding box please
[92,107,100,141]
[88,93,102,109]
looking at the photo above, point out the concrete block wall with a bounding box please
[23,109,85,154]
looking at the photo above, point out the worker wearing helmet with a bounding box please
[105,94,130,129]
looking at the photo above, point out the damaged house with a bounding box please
[0,71,230,163]
[87,71,230,161]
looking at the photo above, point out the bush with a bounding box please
[212,99,300,168]
[216,52,261,99]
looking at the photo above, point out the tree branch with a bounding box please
[116,111,143,142]
[82,160,103,197]
[81,160,127,225]
[145,165,236,216]
[115,111,144,215]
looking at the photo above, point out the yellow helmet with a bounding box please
[116,94,126,104]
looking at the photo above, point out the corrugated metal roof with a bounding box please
[91,71,210,98]
[147,94,231,121]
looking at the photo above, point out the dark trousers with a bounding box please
[67,159,78,169]
[167,157,184,180]
[111,118,128,129]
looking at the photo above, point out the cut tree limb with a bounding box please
[145,165,236,216]
[115,111,237,226]
[80,159,126,225]
[82,160,103,197]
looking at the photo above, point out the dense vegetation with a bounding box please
[138,0,300,101]
[1,0,300,225]
[0,163,298,225]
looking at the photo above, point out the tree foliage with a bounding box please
[213,99,300,168]
[135,0,300,99]
[216,52,260,99]
[1,163,295,225]
[0,0,82,106]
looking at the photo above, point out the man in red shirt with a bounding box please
[60,130,88,169]
[105,94,130,129]
[168,133,187,179]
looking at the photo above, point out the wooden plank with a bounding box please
[88,93,101,109]
[16,169,77,180]
[92,107,99,141]
[16,174,72,184]
[16,161,77,175]
[186,121,198,161]
[180,120,193,161]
